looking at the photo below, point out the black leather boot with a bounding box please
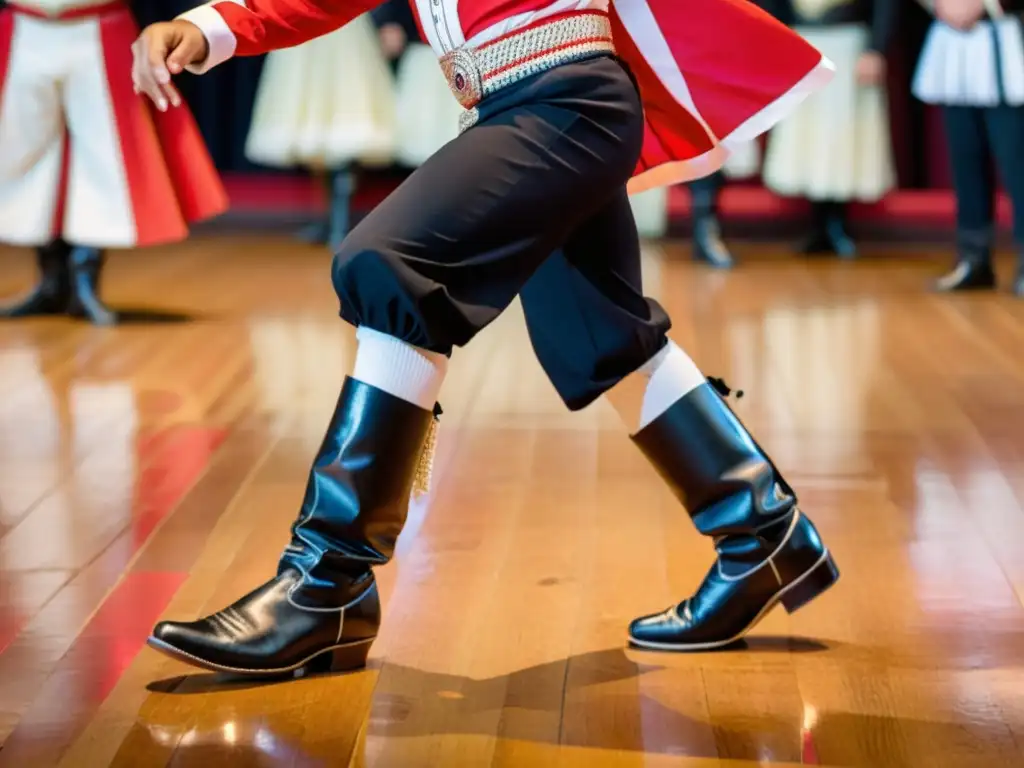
[934,229,996,292]
[628,379,838,651]
[799,201,856,259]
[326,168,354,252]
[0,240,71,318]
[690,174,734,269]
[149,377,438,676]
[66,247,117,326]
[295,167,353,249]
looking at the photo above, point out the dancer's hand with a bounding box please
[132,21,209,111]
[855,51,885,86]
[378,23,407,59]
[935,0,985,30]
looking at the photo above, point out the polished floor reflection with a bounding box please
[1,238,1023,767]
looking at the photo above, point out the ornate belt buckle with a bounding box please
[440,48,484,109]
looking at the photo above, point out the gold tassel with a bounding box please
[412,413,440,499]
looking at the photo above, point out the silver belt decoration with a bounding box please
[440,13,616,133]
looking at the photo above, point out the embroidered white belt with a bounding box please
[441,12,616,132]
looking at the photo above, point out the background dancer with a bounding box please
[0,0,226,325]
[132,0,838,675]
[914,0,1024,294]
[373,0,463,170]
[245,13,396,250]
[760,0,897,258]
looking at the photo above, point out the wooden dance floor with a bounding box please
[1,237,1023,767]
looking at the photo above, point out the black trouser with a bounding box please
[944,104,1024,243]
[688,171,723,211]
[332,56,670,411]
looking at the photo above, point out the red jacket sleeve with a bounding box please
[179,0,383,72]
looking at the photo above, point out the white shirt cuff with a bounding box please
[177,4,238,74]
[983,0,1005,17]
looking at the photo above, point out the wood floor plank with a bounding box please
[1,239,1023,767]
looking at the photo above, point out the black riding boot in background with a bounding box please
[690,172,735,269]
[0,240,72,318]
[1,241,116,325]
[800,201,856,258]
[296,167,355,252]
[326,168,355,252]
[67,246,117,326]
[934,229,996,292]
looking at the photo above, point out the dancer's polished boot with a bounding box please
[935,229,996,292]
[1014,248,1024,297]
[800,201,856,259]
[0,240,71,318]
[628,379,839,651]
[149,377,437,676]
[67,247,117,326]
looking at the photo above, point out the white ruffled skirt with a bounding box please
[630,187,670,239]
[245,16,396,169]
[392,43,465,167]
[721,138,762,181]
[913,19,1024,106]
[762,24,894,202]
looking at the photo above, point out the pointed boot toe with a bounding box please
[147,571,379,677]
[629,511,839,651]
[149,618,223,667]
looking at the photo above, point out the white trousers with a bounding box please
[0,14,142,247]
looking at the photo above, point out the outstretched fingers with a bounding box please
[131,32,181,110]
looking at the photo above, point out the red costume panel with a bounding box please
[0,2,227,248]
[182,0,832,191]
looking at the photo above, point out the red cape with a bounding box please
[610,0,834,192]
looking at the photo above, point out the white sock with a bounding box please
[605,340,707,435]
[351,327,448,410]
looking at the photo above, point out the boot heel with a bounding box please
[331,638,373,671]
[780,554,839,614]
[307,638,374,675]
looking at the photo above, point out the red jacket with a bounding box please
[181,0,833,190]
